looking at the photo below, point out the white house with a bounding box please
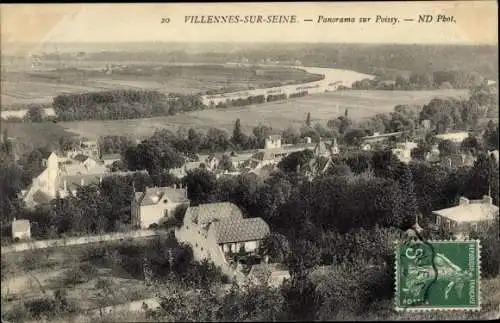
[264,135,282,150]
[392,141,418,164]
[131,185,190,229]
[432,195,499,239]
[11,219,31,241]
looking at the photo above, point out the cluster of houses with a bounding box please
[21,139,130,208]
[10,128,499,287]
[131,183,290,286]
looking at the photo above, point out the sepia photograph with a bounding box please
[0,1,498,322]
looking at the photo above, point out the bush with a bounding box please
[62,263,98,286]
[470,218,500,278]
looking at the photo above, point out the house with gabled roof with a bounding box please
[131,185,190,229]
[175,202,270,282]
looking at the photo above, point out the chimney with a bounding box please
[482,195,493,205]
[459,197,469,206]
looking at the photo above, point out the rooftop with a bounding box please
[435,132,470,141]
[135,186,188,206]
[185,202,243,226]
[212,216,270,244]
[433,197,499,223]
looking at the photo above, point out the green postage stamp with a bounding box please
[395,239,481,311]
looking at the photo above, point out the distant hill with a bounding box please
[11,43,496,81]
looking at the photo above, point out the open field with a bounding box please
[55,89,469,139]
[1,239,158,322]
[1,64,322,106]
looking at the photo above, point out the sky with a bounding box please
[1,2,497,54]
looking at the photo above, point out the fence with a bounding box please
[0,229,160,254]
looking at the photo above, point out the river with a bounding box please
[1,65,373,120]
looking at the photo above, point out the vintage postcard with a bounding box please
[1,1,498,322]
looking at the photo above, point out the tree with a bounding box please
[305,112,311,127]
[460,135,481,154]
[411,140,432,161]
[483,121,499,151]
[277,149,314,173]
[438,140,458,159]
[258,233,291,263]
[466,153,491,200]
[25,105,45,123]
[183,169,218,206]
[218,154,234,172]
[343,128,366,146]
[231,118,247,149]
[282,127,300,145]
[394,167,419,229]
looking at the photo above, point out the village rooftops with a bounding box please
[433,196,499,224]
[212,216,270,244]
[185,202,243,225]
[135,186,188,206]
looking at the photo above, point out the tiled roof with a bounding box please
[185,202,243,226]
[212,216,270,244]
[136,187,188,206]
[433,203,499,223]
[12,219,30,233]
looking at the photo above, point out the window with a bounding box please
[163,199,168,204]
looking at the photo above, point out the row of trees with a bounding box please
[352,70,487,90]
[17,90,205,122]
